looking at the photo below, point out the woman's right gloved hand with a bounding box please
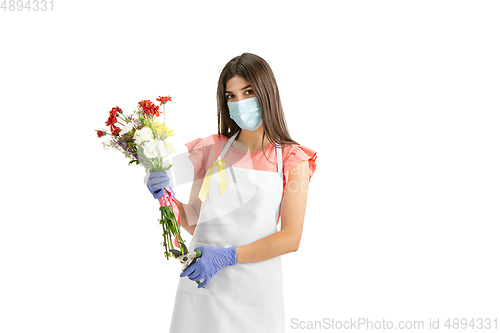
[147,171,170,199]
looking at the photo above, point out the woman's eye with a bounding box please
[226,94,234,99]
[245,89,253,95]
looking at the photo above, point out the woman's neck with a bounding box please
[234,126,270,153]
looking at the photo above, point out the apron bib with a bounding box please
[169,131,285,333]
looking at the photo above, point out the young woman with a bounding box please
[147,53,317,332]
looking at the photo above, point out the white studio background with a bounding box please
[1,1,499,332]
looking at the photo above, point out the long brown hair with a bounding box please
[217,53,299,162]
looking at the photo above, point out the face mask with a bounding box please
[227,97,263,131]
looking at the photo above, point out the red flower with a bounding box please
[156,95,172,104]
[109,107,120,117]
[96,130,105,138]
[105,115,117,126]
[138,100,161,117]
[110,124,121,136]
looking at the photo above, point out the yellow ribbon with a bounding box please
[198,159,227,203]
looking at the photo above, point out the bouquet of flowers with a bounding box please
[95,95,185,259]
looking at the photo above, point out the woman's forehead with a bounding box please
[226,75,251,90]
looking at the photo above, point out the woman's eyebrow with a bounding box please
[225,85,252,93]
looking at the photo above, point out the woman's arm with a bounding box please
[236,160,310,263]
[174,173,203,236]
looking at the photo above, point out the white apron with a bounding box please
[169,131,285,333]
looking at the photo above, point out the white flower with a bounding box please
[163,140,176,154]
[143,140,171,159]
[133,127,153,144]
[143,140,158,158]
[122,122,135,133]
[156,140,171,158]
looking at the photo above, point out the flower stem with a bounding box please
[149,115,159,139]
[161,103,166,140]
[118,113,128,123]
[160,208,170,259]
[158,201,185,259]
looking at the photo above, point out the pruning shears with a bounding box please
[170,241,205,287]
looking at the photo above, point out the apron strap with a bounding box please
[276,142,283,183]
[218,130,239,161]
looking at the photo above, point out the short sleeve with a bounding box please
[185,138,206,181]
[283,144,317,189]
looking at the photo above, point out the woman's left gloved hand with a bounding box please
[180,245,237,288]
[146,171,170,199]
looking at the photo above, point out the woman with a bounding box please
[147,53,317,332]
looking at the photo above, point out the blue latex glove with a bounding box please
[180,246,237,288]
[147,171,170,199]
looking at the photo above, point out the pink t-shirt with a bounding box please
[185,134,317,223]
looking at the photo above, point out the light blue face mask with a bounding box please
[227,97,263,131]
